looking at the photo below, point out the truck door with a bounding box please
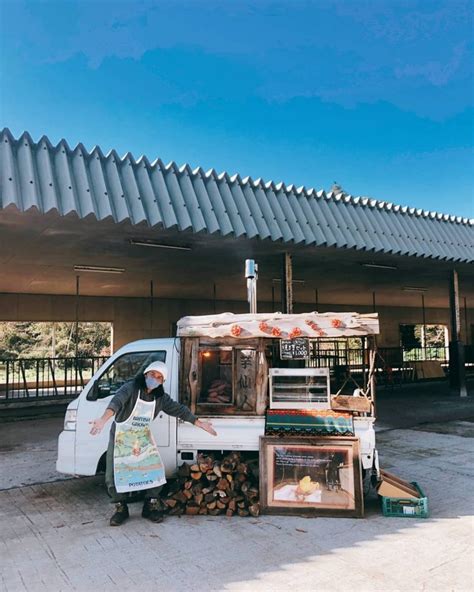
[74,348,170,475]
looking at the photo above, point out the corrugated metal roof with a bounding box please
[1,128,472,263]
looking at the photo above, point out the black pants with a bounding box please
[105,438,164,504]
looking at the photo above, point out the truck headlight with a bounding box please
[64,409,77,431]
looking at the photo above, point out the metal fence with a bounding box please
[0,345,465,404]
[307,342,453,387]
[0,356,108,403]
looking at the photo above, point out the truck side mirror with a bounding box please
[87,380,113,401]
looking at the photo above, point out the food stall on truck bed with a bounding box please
[176,311,380,479]
[57,311,380,489]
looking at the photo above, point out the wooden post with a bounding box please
[449,270,467,397]
[189,338,200,413]
[256,339,269,415]
[367,335,377,416]
[179,338,194,407]
[281,252,293,314]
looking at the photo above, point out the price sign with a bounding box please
[280,338,310,360]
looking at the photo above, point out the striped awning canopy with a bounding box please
[1,128,472,263]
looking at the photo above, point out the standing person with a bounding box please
[89,361,217,526]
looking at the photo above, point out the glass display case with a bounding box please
[269,368,330,410]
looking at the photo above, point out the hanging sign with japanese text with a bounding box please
[280,338,310,360]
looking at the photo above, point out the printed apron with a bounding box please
[113,392,167,493]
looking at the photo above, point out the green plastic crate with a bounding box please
[381,482,429,518]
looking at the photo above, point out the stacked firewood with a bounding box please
[162,452,260,517]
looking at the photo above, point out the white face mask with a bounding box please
[145,375,162,390]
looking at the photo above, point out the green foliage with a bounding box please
[400,324,447,350]
[0,322,111,359]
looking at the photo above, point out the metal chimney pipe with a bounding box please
[245,259,258,313]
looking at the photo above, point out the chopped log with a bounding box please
[164,498,177,508]
[194,493,204,505]
[228,499,237,511]
[248,503,260,517]
[202,486,215,494]
[191,472,202,480]
[198,506,208,515]
[191,483,203,495]
[190,464,200,472]
[237,509,249,517]
[184,480,193,490]
[173,492,188,504]
[183,489,193,500]
[213,465,222,478]
[217,478,230,491]
[199,461,213,472]
[216,500,226,510]
[226,474,233,483]
[206,474,218,482]
[206,501,217,510]
[185,504,200,515]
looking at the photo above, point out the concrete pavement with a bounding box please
[0,383,473,591]
[0,417,70,490]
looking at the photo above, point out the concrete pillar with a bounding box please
[449,270,467,397]
[281,252,293,314]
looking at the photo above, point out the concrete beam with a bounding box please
[449,269,467,397]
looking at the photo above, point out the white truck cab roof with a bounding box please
[114,338,178,354]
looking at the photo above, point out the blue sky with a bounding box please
[1,0,473,217]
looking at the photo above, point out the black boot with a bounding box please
[110,502,129,526]
[142,498,164,523]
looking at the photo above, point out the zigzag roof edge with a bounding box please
[1,128,473,226]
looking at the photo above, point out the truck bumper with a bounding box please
[56,430,76,475]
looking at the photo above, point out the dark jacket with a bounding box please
[106,375,196,439]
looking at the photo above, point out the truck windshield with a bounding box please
[90,350,167,400]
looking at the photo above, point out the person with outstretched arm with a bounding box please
[90,361,217,526]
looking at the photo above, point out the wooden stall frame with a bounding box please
[259,435,364,518]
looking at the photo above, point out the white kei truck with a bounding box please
[57,311,380,484]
